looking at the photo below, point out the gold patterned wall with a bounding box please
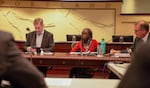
[3,1,150,42]
[0,1,115,42]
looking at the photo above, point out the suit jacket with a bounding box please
[25,30,54,52]
[0,31,47,88]
[131,33,150,53]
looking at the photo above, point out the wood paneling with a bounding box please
[24,53,130,66]
[19,0,123,2]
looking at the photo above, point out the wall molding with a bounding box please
[121,21,150,24]
[0,1,118,9]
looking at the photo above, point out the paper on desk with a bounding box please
[45,78,72,86]
[69,52,81,55]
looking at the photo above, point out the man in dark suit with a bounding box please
[25,18,54,76]
[131,20,150,52]
[0,31,47,88]
[25,18,54,52]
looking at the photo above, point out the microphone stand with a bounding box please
[29,51,33,63]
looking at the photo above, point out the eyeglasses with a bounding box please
[134,29,142,32]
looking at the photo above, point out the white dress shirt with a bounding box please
[36,30,44,47]
[142,32,149,43]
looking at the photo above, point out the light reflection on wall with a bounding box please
[122,0,150,14]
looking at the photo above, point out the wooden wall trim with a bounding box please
[18,0,123,2]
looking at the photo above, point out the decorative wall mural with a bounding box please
[0,7,115,42]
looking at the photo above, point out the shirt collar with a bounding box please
[36,29,44,35]
[142,32,149,42]
[41,29,44,34]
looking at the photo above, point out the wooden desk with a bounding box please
[2,78,120,88]
[45,78,120,88]
[24,53,130,67]
[107,63,130,78]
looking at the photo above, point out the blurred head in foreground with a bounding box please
[0,31,47,88]
[118,43,150,88]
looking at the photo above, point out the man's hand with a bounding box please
[27,47,36,52]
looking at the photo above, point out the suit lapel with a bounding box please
[31,32,36,47]
[41,30,46,48]
[146,33,150,43]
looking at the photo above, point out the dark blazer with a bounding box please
[0,31,47,88]
[131,33,150,52]
[25,30,54,52]
[117,43,150,88]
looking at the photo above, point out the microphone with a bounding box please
[26,28,30,32]
[26,28,31,39]
[29,50,33,63]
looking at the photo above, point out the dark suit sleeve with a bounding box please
[2,33,47,88]
[43,33,54,52]
[131,37,145,54]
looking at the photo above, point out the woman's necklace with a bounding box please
[84,44,89,52]
[83,41,92,52]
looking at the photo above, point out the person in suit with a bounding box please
[0,31,47,88]
[117,43,150,88]
[25,18,54,52]
[25,18,54,76]
[69,28,98,78]
[131,20,150,52]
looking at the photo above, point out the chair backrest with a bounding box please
[112,35,133,42]
[66,35,81,41]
